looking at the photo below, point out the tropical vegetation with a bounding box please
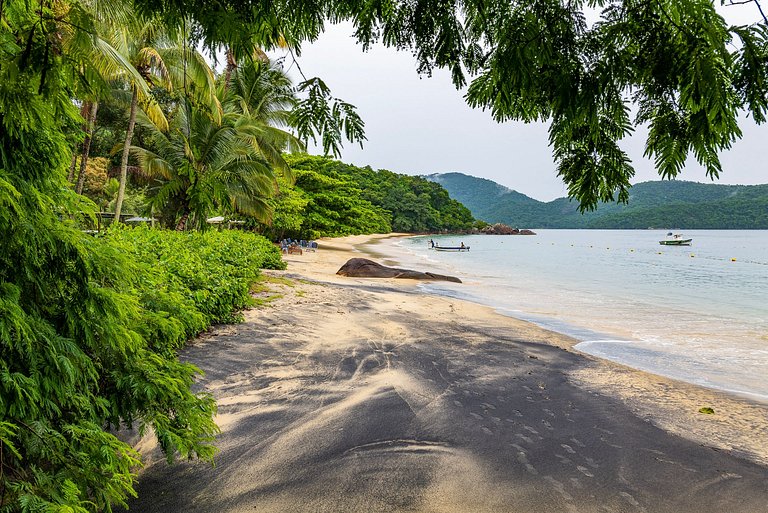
[134,0,768,210]
[0,1,360,511]
[256,155,476,240]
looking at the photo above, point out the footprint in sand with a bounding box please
[517,451,538,475]
[481,402,496,410]
[543,408,556,418]
[576,465,594,478]
[570,437,586,448]
[600,435,623,449]
[523,425,539,435]
[453,400,463,407]
[516,433,534,444]
[542,420,554,430]
[543,476,574,501]
[619,491,645,511]
[511,443,528,453]
[470,412,484,420]
[481,426,493,435]
[560,444,576,454]
[555,453,573,465]
[584,457,600,469]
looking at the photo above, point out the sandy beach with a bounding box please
[126,234,768,512]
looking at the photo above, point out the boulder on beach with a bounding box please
[479,223,536,235]
[337,258,462,283]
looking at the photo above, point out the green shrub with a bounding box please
[1,222,284,512]
[104,227,286,352]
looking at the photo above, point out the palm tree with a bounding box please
[74,100,100,194]
[104,21,218,222]
[105,22,172,221]
[222,59,304,180]
[130,58,306,230]
[62,3,149,196]
[131,97,279,230]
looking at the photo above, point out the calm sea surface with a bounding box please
[379,230,768,402]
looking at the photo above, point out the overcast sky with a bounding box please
[279,5,767,201]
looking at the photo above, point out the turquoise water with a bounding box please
[381,230,768,402]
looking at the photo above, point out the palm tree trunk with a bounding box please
[175,211,190,231]
[67,150,78,182]
[114,87,138,222]
[75,101,99,195]
[223,47,237,90]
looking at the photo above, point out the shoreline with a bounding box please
[288,233,768,467]
[126,233,768,513]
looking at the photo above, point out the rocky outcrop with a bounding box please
[479,223,536,235]
[337,258,462,283]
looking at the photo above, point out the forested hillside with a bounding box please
[427,173,768,229]
[259,156,476,239]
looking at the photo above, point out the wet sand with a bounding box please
[126,235,768,512]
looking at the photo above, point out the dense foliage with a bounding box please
[136,0,768,210]
[430,173,768,229]
[0,0,363,508]
[259,155,475,239]
[0,218,283,511]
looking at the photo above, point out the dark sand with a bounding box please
[125,236,768,513]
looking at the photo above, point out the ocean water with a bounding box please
[378,230,768,402]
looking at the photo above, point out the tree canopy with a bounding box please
[136,0,768,209]
[258,155,475,239]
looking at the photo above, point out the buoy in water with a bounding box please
[690,254,695,258]
[731,258,737,262]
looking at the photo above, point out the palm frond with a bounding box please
[130,146,174,180]
[89,37,151,98]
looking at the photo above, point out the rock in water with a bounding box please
[336,258,462,283]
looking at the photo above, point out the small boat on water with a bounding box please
[429,239,470,252]
[433,245,470,252]
[659,232,692,246]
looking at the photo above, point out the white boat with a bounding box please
[659,232,692,246]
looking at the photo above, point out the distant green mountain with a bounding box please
[425,172,768,229]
